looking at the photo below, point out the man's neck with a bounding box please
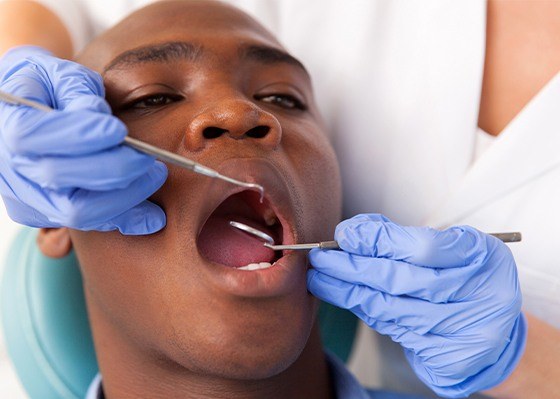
[91,317,335,399]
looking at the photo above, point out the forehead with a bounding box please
[78,0,282,72]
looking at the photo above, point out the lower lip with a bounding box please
[203,251,308,298]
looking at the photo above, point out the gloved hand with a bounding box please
[307,213,527,398]
[0,46,167,234]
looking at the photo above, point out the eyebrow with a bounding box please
[103,42,202,74]
[239,44,308,76]
[103,41,308,76]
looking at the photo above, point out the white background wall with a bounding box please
[0,206,29,398]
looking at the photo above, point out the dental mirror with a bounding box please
[229,221,275,246]
[229,221,340,251]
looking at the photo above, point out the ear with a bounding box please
[36,228,72,258]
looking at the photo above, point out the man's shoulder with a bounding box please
[366,389,429,399]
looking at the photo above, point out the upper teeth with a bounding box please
[263,209,278,226]
[238,262,274,271]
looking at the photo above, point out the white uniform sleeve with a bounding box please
[29,0,93,54]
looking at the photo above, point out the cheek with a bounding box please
[69,229,201,341]
[119,107,190,153]
[283,120,342,241]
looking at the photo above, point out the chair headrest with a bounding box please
[1,228,98,399]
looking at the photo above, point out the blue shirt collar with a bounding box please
[325,350,374,399]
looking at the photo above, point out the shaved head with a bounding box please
[77,1,280,72]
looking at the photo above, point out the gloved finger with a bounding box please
[306,269,508,335]
[409,315,528,398]
[307,269,443,333]
[0,196,53,227]
[0,46,52,77]
[0,71,54,107]
[1,51,104,110]
[44,161,168,228]
[357,318,463,379]
[11,146,157,190]
[1,71,110,114]
[370,319,490,382]
[402,326,520,392]
[335,213,485,268]
[403,335,481,389]
[0,106,128,156]
[92,200,167,235]
[47,60,105,109]
[323,293,513,392]
[308,248,481,303]
[63,93,112,113]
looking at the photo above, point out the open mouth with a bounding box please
[197,191,284,270]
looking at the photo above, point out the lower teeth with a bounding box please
[238,262,274,271]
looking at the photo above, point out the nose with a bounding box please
[184,99,282,151]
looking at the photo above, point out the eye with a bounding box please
[256,94,307,111]
[126,93,182,109]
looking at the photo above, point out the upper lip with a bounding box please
[195,158,299,251]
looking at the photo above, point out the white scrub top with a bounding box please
[28,0,560,396]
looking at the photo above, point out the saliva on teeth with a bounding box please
[238,262,275,271]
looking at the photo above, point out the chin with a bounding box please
[209,343,307,380]
[200,339,311,380]
[163,293,319,380]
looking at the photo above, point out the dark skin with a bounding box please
[38,1,341,398]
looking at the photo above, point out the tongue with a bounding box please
[198,216,276,267]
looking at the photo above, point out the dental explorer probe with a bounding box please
[266,232,522,250]
[229,221,522,251]
[0,90,265,197]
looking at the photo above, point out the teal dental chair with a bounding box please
[2,227,357,399]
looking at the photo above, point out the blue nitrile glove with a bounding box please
[0,46,167,234]
[307,213,527,398]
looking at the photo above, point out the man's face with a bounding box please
[72,1,341,379]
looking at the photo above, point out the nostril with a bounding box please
[246,125,270,138]
[203,127,228,139]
